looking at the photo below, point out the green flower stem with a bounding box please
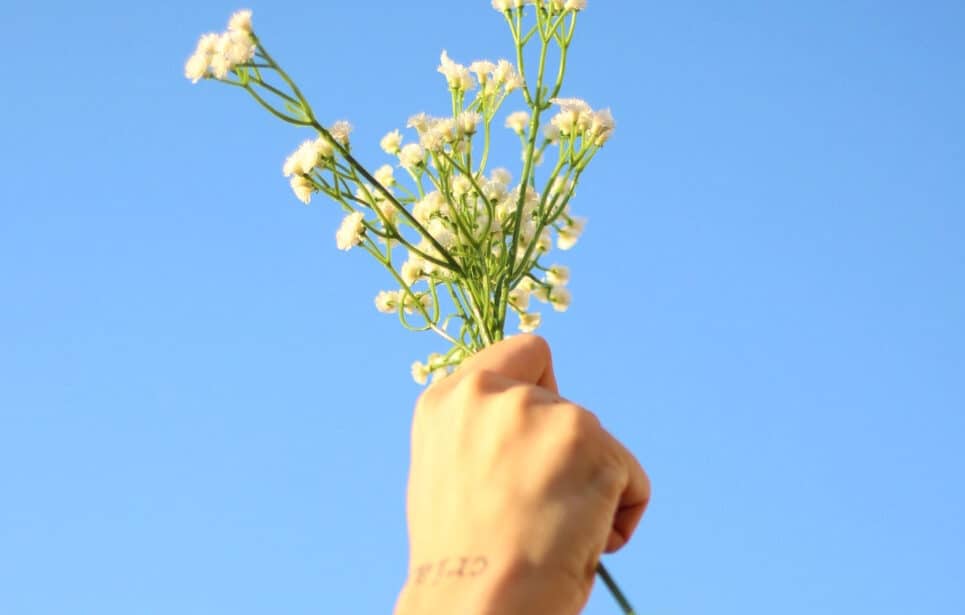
[253,43,315,122]
[596,562,636,615]
[443,282,477,345]
[363,240,468,350]
[479,114,493,173]
[507,11,535,108]
[249,40,461,275]
[239,83,309,125]
[338,160,456,271]
[549,18,574,100]
[441,152,496,245]
[324,132,463,273]
[453,283,485,347]
[248,76,300,106]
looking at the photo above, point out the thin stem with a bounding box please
[597,562,636,615]
[238,83,310,125]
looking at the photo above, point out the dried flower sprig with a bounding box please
[185,4,613,382]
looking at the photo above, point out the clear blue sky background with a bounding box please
[2,1,963,613]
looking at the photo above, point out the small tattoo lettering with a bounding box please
[411,555,489,585]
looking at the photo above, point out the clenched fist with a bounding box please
[394,335,650,615]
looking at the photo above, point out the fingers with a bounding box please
[599,429,650,553]
[455,334,559,393]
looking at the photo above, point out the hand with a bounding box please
[393,335,650,615]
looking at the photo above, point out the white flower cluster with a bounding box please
[438,52,524,96]
[546,97,615,146]
[410,348,468,385]
[365,151,587,344]
[184,10,255,83]
[492,0,587,12]
[280,120,351,205]
[187,4,611,386]
[505,262,573,331]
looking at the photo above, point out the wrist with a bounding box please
[393,554,587,615]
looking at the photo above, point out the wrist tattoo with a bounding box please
[411,556,489,585]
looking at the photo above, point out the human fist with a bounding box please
[394,335,650,615]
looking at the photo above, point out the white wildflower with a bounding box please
[428,218,456,248]
[536,228,553,253]
[451,174,473,199]
[380,129,403,154]
[495,196,516,224]
[546,264,570,286]
[431,366,451,383]
[508,286,531,311]
[549,286,572,312]
[209,53,231,80]
[227,9,253,33]
[532,283,549,302]
[374,164,395,188]
[557,216,586,250]
[493,59,522,91]
[217,30,255,67]
[551,109,580,136]
[413,191,444,224]
[184,52,209,83]
[403,291,432,314]
[491,168,512,187]
[438,50,476,91]
[518,312,542,333]
[398,143,425,170]
[335,212,365,250]
[401,257,425,286]
[469,60,497,84]
[290,175,314,204]
[197,32,220,55]
[456,111,482,136]
[282,140,312,177]
[315,137,335,160]
[421,117,455,151]
[375,198,398,224]
[505,111,530,135]
[411,361,430,385]
[329,121,352,147]
[375,290,401,314]
[550,97,593,136]
[407,112,431,134]
[283,138,330,177]
[551,97,593,114]
[482,178,507,202]
[587,108,616,145]
[565,0,587,10]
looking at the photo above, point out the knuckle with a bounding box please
[517,333,552,363]
[550,403,599,455]
[594,462,626,501]
[457,368,499,398]
[502,382,543,409]
[563,403,599,436]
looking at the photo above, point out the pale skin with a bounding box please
[394,335,651,615]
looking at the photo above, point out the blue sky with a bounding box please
[1,1,963,614]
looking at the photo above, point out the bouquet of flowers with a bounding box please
[185,2,635,612]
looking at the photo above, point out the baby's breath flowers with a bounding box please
[185,3,612,378]
[186,3,636,611]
